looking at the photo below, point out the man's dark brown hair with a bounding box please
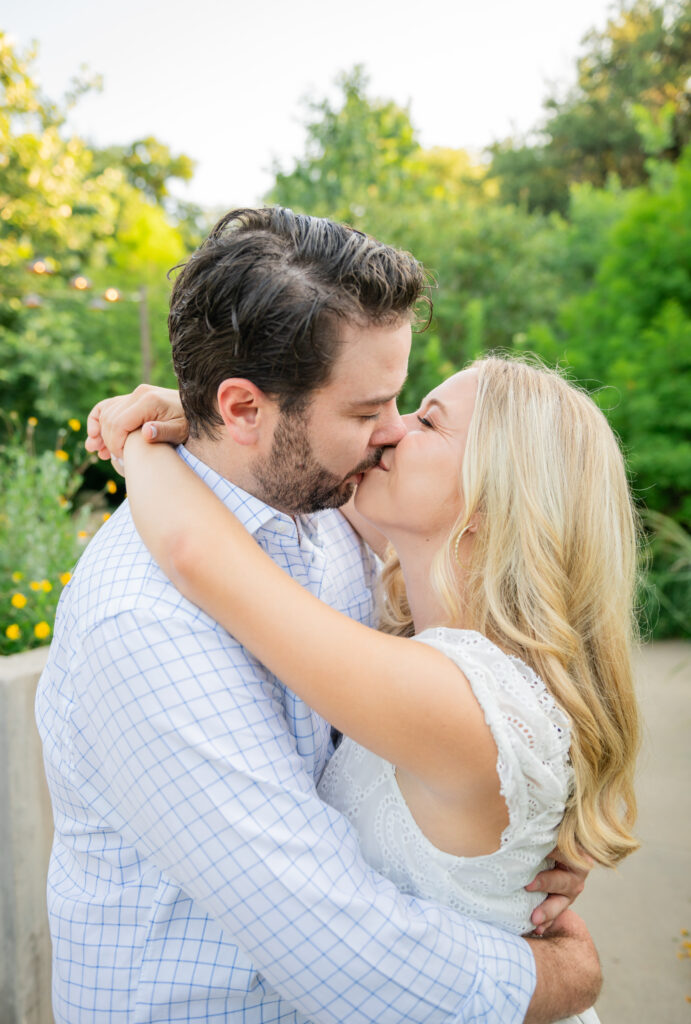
[168,207,429,438]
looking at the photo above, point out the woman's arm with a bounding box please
[123,433,497,796]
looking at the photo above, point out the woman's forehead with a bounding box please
[425,368,478,408]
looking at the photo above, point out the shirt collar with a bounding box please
[177,445,323,540]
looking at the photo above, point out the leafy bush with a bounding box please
[640,511,691,639]
[0,415,121,655]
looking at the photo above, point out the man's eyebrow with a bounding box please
[347,381,408,410]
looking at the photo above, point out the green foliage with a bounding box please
[92,136,195,205]
[270,66,419,225]
[640,511,691,638]
[489,0,691,212]
[0,32,188,441]
[405,201,567,372]
[0,305,128,435]
[0,417,96,655]
[525,148,691,530]
[269,69,568,405]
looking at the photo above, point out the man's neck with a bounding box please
[184,436,259,496]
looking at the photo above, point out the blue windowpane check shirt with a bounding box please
[36,446,536,1023]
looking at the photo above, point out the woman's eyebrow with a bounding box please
[420,397,447,416]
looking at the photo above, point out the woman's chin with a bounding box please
[353,477,384,520]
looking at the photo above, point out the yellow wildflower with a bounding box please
[34,621,51,640]
[68,418,81,431]
[11,570,24,583]
[5,624,21,641]
[58,496,68,508]
[29,581,42,591]
[102,513,111,522]
[11,592,27,609]
[41,579,52,593]
[59,571,72,586]
[28,416,38,427]
[106,480,117,494]
[55,449,69,462]
[77,530,88,541]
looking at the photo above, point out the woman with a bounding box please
[96,356,640,1022]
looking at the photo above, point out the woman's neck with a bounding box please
[396,542,470,636]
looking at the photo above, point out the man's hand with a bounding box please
[527,845,593,935]
[85,385,188,471]
[524,910,601,1024]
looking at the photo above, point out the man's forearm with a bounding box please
[524,911,602,1024]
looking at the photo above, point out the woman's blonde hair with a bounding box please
[380,354,641,867]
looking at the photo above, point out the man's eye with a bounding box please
[360,413,381,421]
[417,415,434,428]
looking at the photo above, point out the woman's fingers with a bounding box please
[530,894,571,934]
[141,419,188,445]
[527,844,593,934]
[85,386,188,460]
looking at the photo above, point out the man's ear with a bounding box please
[216,379,275,446]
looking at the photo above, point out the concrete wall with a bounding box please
[0,647,53,1024]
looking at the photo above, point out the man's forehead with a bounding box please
[325,320,411,389]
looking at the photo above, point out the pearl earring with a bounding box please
[454,525,470,564]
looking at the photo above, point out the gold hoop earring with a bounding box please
[454,525,470,564]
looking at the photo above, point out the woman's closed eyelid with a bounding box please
[417,414,434,428]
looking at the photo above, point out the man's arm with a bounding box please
[74,610,540,1023]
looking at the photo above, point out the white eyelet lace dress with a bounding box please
[317,628,601,1024]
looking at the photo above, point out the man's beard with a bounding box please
[252,411,382,515]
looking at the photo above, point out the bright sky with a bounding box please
[6,0,618,210]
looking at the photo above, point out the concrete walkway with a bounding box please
[578,641,691,1023]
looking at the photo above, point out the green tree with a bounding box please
[0,33,189,435]
[489,0,691,213]
[269,68,567,405]
[93,136,195,205]
[521,149,691,634]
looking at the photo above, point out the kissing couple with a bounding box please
[38,207,640,1022]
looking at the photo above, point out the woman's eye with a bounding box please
[417,415,434,428]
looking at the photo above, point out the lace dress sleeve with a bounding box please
[413,628,573,850]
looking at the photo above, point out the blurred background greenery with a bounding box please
[1,0,689,651]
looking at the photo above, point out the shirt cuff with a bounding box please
[460,919,536,1024]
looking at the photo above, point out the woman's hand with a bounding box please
[85,384,188,471]
[527,845,593,935]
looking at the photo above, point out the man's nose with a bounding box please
[400,411,418,431]
[370,406,407,448]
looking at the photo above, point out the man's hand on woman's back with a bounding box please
[525,909,601,1023]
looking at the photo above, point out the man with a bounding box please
[38,207,599,1022]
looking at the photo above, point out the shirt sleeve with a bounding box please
[72,610,536,1023]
